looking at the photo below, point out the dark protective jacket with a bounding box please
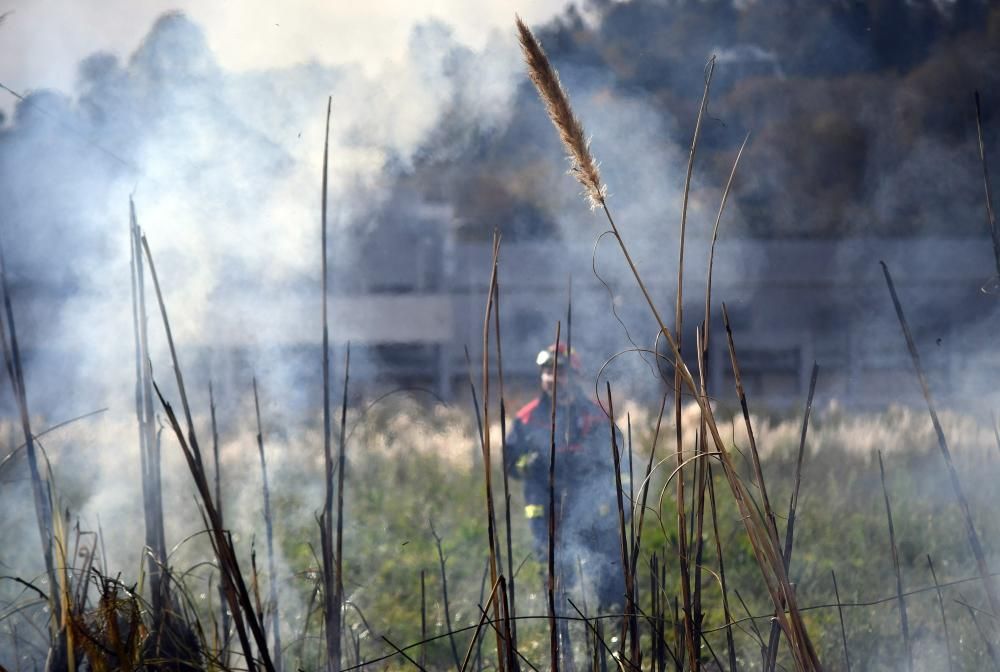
[506,393,623,548]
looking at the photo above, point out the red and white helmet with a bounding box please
[535,343,581,370]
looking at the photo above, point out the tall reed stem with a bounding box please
[0,245,60,636]
[481,232,508,672]
[548,322,561,672]
[881,261,1000,620]
[254,377,283,672]
[319,95,341,672]
[878,450,912,672]
[129,199,167,631]
[674,60,714,671]
[765,362,819,670]
[334,345,350,671]
[493,277,518,653]
[927,555,955,672]
[974,91,1000,278]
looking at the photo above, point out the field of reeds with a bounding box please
[2,17,1000,672]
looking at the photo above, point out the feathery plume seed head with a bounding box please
[515,15,607,210]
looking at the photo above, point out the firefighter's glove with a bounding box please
[514,452,538,476]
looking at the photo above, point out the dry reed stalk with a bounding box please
[704,133,750,337]
[129,200,168,633]
[927,555,955,672]
[959,595,1000,670]
[721,305,779,546]
[430,520,463,672]
[764,362,819,670]
[975,91,1000,278]
[563,281,577,672]
[334,345,351,672]
[459,577,502,672]
[591,621,598,672]
[782,362,819,569]
[627,421,640,667]
[880,261,1000,620]
[473,604,538,672]
[254,377,284,672]
[210,381,222,520]
[498,577,521,672]
[464,345,486,449]
[630,394,668,582]
[878,450,912,672]
[566,599,618,672]
[699,632,725,671]
[673,594,683,672]
[52,504,74,672]
[474,558,490,672]
[651,557,684,672]
[649,554,658,672]
[481,232,508,672]
[0,246,60,638]
[691,332,708,665]
[574,556,589,620]
[636,581,684,671]
[420,570,427,670]
[675,64,714,670]
[252,539,265,626]
[141,235,274,671]
[624,415,641,665]
[627,414,635,585]
[596,610,609,672]
[301,576,321,664]
[517,18,821,668]
[493,278,518,652]
[707,465,737,672]
[383,635,429,672]
[606,382,635,665]
[559,283,576,672]
[734,588,766,664]
[663,564,675,672]
[209,380,231,659]
[319,95,339,672]
[548,321,561,672]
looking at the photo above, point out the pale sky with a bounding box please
[0,0,574,110]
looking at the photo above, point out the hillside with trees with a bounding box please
[402,0,1000,240]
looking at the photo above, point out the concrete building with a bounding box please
[324,231,1000,411]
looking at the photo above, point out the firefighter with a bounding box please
[506,343,625,611]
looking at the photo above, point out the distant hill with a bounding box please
[400,0,1000,240]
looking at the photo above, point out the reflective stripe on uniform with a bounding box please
[515,453,537,471]
[524,504,545,519]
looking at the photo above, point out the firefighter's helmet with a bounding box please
[535,343,581,370]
